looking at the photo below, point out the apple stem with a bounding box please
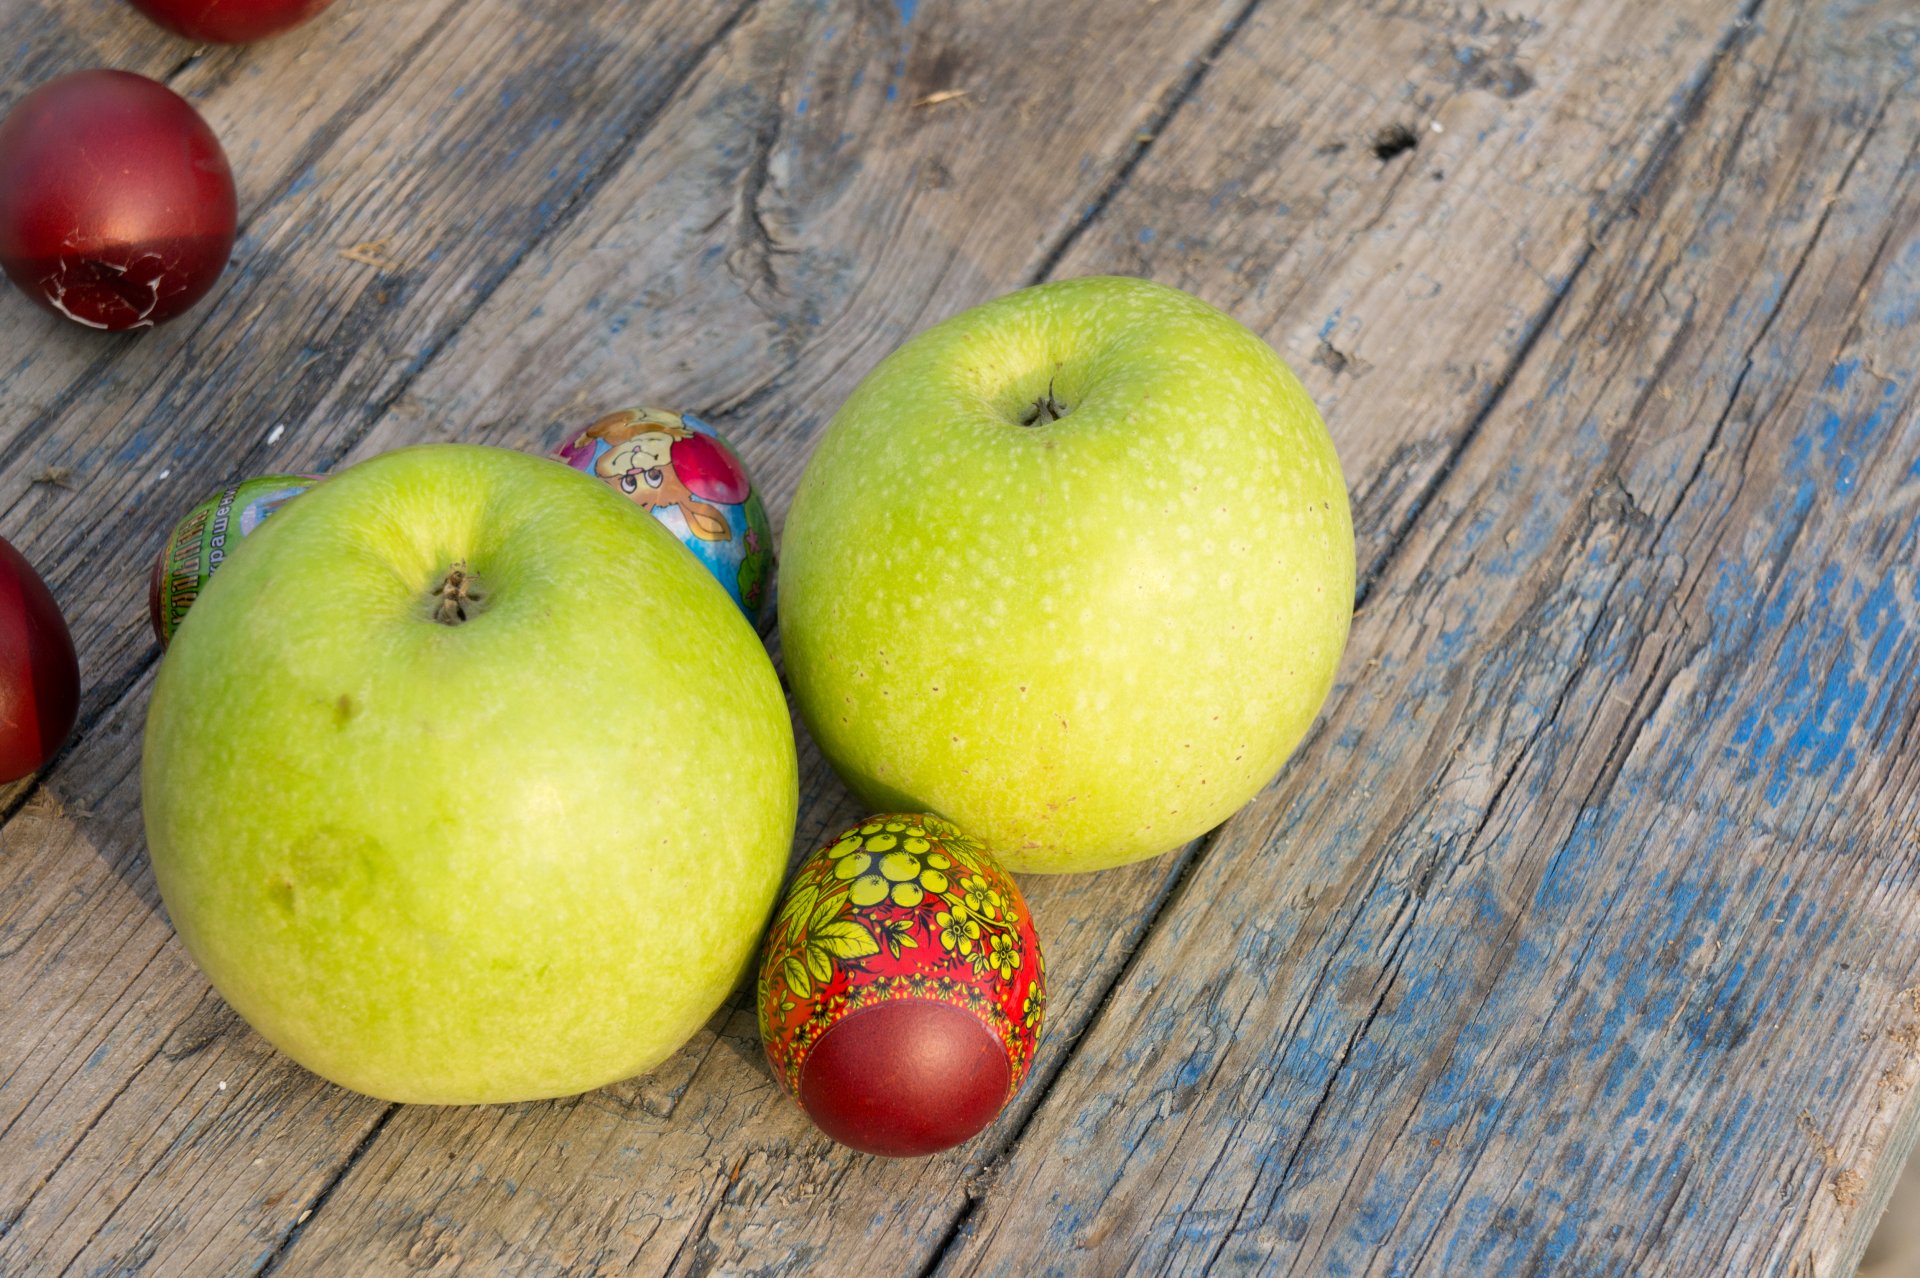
[1020,380,1068,426]
[432,562,485,625]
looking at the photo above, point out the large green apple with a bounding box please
[781,277,1352,874]
[142,444,797,1103]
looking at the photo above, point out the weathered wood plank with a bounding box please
[0,0,1862,1275]
[0,0,1266,1273]
[0,3,768,1272]
[0,0,186,108]
[3,0,1758,1266]
[1046,0,1774,589]
[260,0,1755,1273]
[940,1,1920,1272]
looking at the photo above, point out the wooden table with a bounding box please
[2,0,1915,1273]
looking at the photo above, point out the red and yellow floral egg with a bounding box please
[757,813,1046,1157]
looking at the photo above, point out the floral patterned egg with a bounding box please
[148,473,321,647]
[554,407,775,631]
[757,813,1047,1157]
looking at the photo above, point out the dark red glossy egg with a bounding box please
[124,0,335,44]
[0,538,79,783]
[798,1002,1012,1157]
[0,71,237,331]
[758,814,1047,1158]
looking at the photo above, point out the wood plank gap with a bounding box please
[663,1159,743,1278]
[916,1193,980,1278]
[251,1103,399,1278]
[1351,0,1768,613]
[159,48,206,83]
[1026,0,1269,289]
[162,50,206,83]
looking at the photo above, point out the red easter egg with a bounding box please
[0,537,79,783]
[799,1002,1011,1157]
[124,0,335,43]
[758,814,1047,1158]
[671,431,752,505]
[0,71,237,331]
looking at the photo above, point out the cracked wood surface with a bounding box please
[0,0,1913,1274]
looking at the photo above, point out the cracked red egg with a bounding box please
[0,71,237,332]
[758,814,1046,1157]
[125,0,336,43]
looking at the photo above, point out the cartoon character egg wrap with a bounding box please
[555,407,775,631]
[758,813,1047,1157]
[149,473,322,646]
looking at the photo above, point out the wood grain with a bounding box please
[1043,0,1764,587]
[0,0,187,108]
[0,0,1264,1273]
[0,0,1908,1273]
[942,0,1920,1272]
[267,0,1762,1273]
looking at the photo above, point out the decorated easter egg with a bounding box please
[149,474,321,646]
[554,408,775,631]
[757,813,1046,1157]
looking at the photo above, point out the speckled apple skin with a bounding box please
[142,445,798,1104]
[779,276,1354,873]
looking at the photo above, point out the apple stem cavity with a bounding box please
[431,561,486,625]
[1019,381,1069,427]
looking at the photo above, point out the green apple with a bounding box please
[142,444,798,1103]
[780,276,1352,874]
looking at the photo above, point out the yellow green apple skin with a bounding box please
[780,277,1353,874]
[142,444,798,1104]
